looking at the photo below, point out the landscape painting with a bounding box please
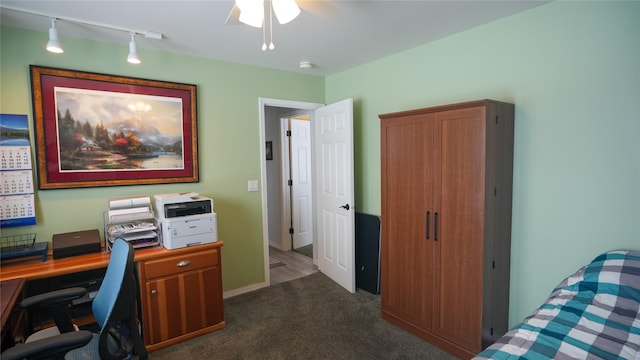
[30,66,198,189]
[54,88,184,171]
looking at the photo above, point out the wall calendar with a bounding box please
[1,114,36,228]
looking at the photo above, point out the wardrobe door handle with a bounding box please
[425,211,430,240]
[434,212,438,241]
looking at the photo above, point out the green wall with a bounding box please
[0,25,325,291]
[2,1,639,327]
[328,1,640,324]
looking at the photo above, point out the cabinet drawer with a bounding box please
[143,248,218,279]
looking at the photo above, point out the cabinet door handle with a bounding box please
[151,289,157,295]
[425,211,430,240]
[177,260,191,267]
[434,212,438,241]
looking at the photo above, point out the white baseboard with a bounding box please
[223,281,268,299]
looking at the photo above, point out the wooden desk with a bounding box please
[1,278,24,328]
[0,242,224,352]
[1,278,26,351]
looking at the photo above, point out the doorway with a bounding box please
[259,97,356,292]
[259,99,323,286]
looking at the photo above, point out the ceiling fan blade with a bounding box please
[297,0,337,18]
[227,0,329,26]
[225,3,242,25]
[272,0,300,24]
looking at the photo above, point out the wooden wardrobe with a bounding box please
[379,99,514,359]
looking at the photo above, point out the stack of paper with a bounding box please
[108,197,154,223]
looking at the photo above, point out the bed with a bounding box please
[474,249,640,360]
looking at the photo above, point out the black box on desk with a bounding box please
[52,229,102,259]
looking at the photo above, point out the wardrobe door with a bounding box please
[432,106,486,352]
[380,113,435,330]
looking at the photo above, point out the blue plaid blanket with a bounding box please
[474,250,640,360]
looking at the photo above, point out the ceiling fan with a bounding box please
[225,0,302,50]
[226,0,301,27]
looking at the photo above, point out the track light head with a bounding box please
[127,33,141,64]
[46,18,63,53]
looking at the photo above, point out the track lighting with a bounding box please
[46,18,63,53]
[0,5,163,64]
[127,33,141,64]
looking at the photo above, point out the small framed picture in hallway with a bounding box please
[266,141,273,160]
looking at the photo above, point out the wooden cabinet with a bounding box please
[137,243,224,352]
[379,100,514,359]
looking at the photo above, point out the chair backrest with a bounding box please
[91,238,133,329]
[92,239,147,359]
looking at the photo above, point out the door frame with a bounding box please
[259,98,324,286]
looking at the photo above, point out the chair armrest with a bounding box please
[20,287,87,309]
[1,330,93,360]
[20,287,87,334]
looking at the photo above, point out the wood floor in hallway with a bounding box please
[269,246,317,285]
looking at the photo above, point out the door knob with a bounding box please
[340,204,350,210]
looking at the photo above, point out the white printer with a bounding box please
[154,192,218,250]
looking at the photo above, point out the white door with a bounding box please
[290,118,313,249]
[314,98,355,293]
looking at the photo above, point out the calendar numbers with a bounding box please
[0,195,36,219]
[1,147,33,170]
[1,171,34,195]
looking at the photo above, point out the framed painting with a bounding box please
[30,66,198,189]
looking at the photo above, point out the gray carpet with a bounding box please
[149,272,458,359]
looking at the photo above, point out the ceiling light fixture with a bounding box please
[46,18,63,53]
[237,0,300,28]
[0,5,163,63]
[127,33,141,64]
[235,0,300,50]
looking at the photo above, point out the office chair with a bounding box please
[1,238,148,360]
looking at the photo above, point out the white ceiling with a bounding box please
[0,0,548,76]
